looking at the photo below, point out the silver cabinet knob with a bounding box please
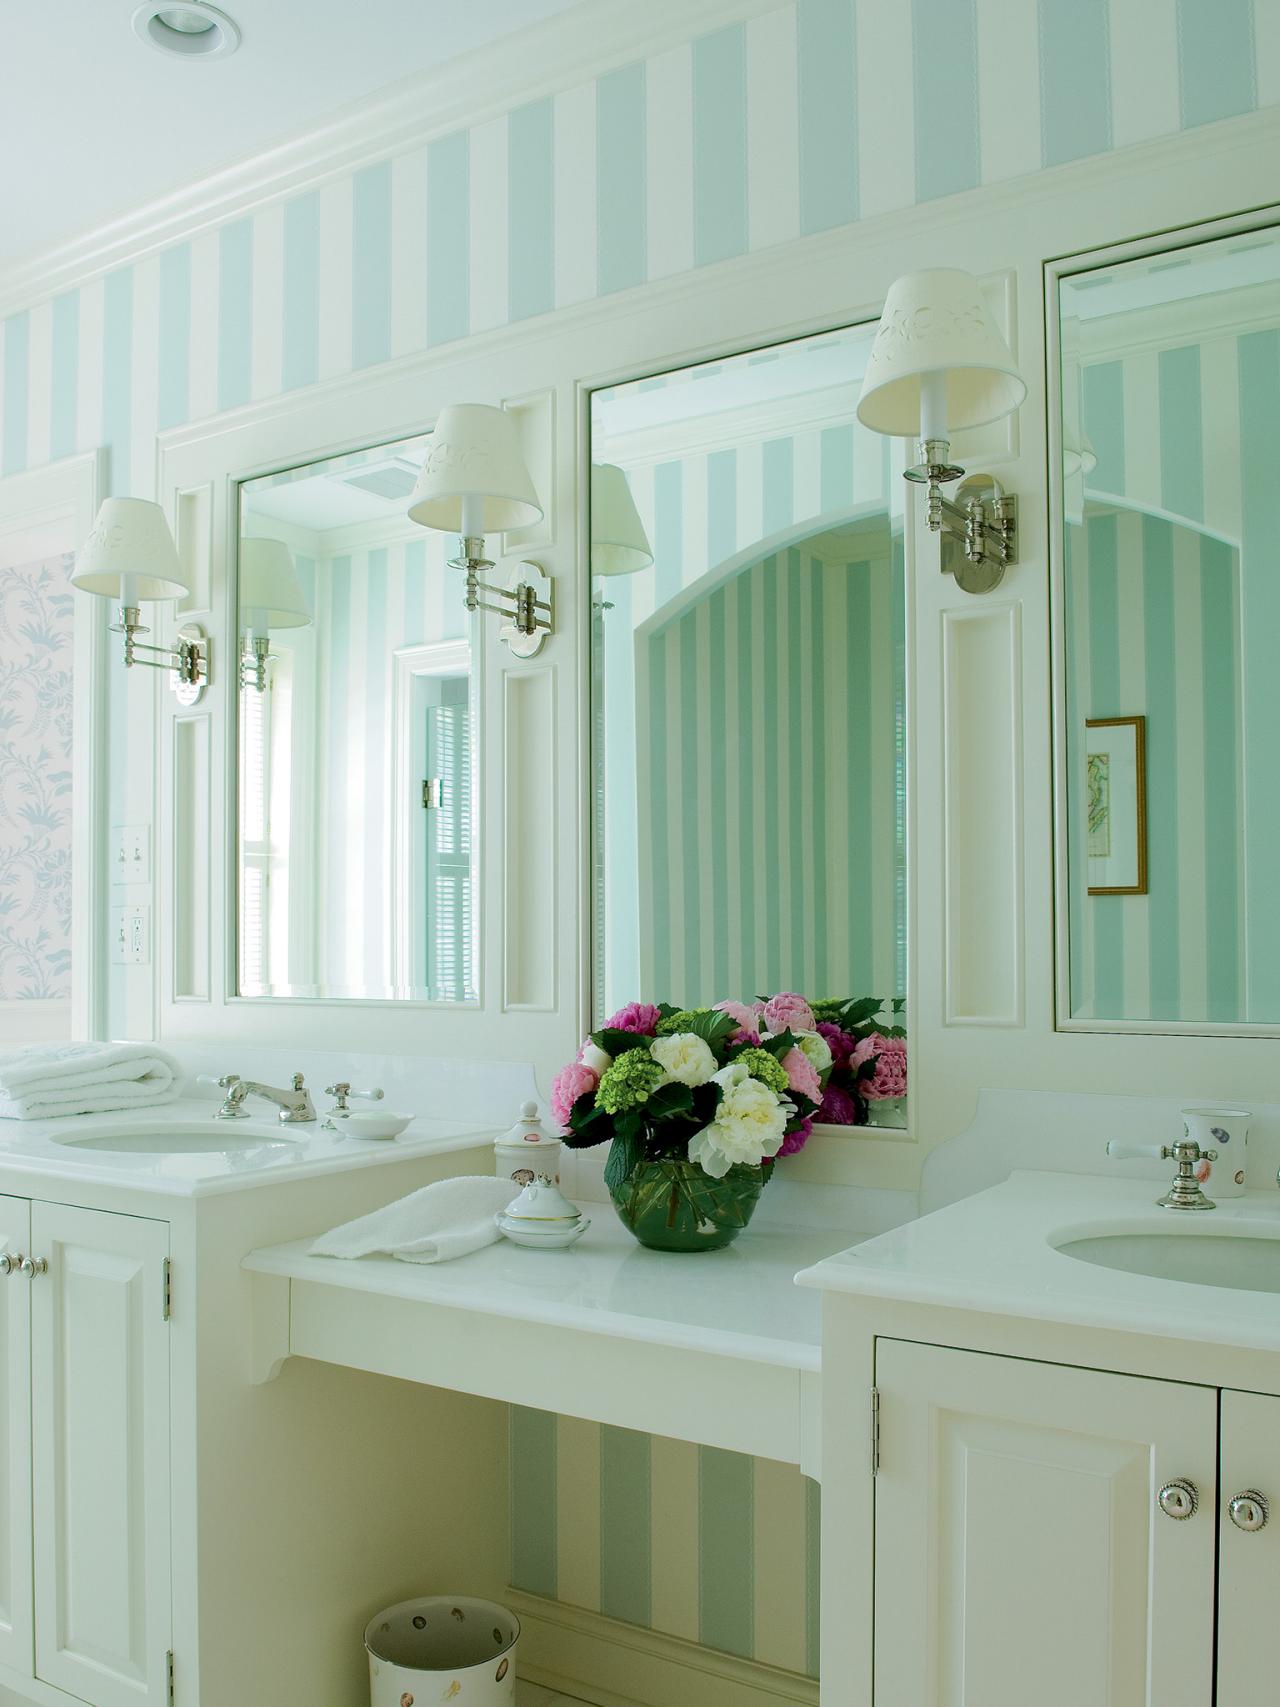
[0,1254,18,1276]
[1158,1478,1199,1520]
[17,1257,47,1278]
[1229,1490,1269,1532]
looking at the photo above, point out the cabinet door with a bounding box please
[873,1340,1216,1707]
[1218,1389,1280,1706]
[30,1203,170,1707]
[0,1196,31,1681]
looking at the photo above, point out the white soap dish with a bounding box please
[496,1178,590,1248]
[496,1214,590,1249]
[341,1111,413,1141]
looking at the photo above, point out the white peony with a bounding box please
[795,1030,833,1075]
[579,1039,612,1076]
[650,1031,718,1088]
[688,1073,788,1178]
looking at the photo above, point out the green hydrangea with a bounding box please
[655,1007,716,1036]
[597,1049,666,1114]
[809,998,847,1025]
[736,1047,788,1095]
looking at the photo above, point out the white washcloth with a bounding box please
[310,1175,516,1265]
[0,1041,182,1122]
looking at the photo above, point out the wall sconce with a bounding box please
[857,269,1027,594]
[72,497,209,703]
[406,404,550,655]
[239,537,311,692]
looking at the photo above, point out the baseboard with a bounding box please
[507,1589,819,1707]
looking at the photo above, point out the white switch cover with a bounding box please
[111,825,151,886]
[110,905,150,965]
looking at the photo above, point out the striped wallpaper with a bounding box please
[637,531,905,1007]
[1069,302,1280,1021]
[509,1408,821,1680]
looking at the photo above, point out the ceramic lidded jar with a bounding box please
[494,1100,562,1186]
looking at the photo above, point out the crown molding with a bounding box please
[0,0,780,320]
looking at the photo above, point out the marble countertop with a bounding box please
[797,1170,1280,1355]
[0,1097,495,1197]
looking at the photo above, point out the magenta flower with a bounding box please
[816,1021,855,1070]
[818,1084,858,1125]
[778,1115,813,1158]
[604,1001,662,1035]
[761,992,816,1036]
[862,1035,907,1100]
[550,1061,599,1130]
[781,1045,822,1104]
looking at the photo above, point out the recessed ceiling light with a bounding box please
[131,2,240,59]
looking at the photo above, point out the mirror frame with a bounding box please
[1046,199,1280,1038]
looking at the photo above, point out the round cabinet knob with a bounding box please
[0,1254,17,1276]
[1229,1490,1270,1533]
[18,1257,47,1279]
[1158,1478,1199,1520]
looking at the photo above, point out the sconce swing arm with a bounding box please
[906,439,1018,596]
[450,537,554,641]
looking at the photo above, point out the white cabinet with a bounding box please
[0,1200,170,1707]
[30,1203,171,1707]
[872,1340,1218,1707]
[1218,1390,1279,1707]
[0,1196,32,1681]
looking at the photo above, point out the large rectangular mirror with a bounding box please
[236,435,479,1003]
[589,323,908,1126]
[1054,215,1280,1029]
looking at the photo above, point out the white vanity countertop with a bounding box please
[0,1098,495,1197]
[246,1215,864,1370]
[796,1170,1280,1354]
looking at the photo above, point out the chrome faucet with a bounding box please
[1107,1137,1219,1210]
[207,1072,317,1125]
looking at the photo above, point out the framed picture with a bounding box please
[1085,715,1147,895]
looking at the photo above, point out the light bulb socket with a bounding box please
[904,438,965,485]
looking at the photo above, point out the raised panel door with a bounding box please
[30,1202,170,1707]
[873,1340,1217,1707]
[1218,1388,1280,1706]
[0,1197,31,1681]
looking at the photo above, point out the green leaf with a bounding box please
[843,996,884,1026]
[668,1008,736,1049]
[757,1028,797,1059]
[643,1080,695,1122]
[604,1130,644,1194]
[563,1097,613,1149]
[591,1028,653,1058]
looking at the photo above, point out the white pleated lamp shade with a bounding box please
[407,404,544,534]
[857,269,1027,437]
[239,537,310,630]
[72,498,189,600]
[591,464,654,576]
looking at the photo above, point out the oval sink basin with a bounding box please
[51,1122,302,1155]
[1058,1229,1280,1294]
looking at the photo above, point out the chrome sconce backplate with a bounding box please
[112,606,210,704]
[449,541,554,656]
[906,442,1019,595]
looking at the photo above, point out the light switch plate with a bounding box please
[111,825,151,886]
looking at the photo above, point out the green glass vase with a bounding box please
[607,1155,764,1252]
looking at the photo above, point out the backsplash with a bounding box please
[510,1407,820,1679]
[0,551,73,1006]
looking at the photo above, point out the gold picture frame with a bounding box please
[1085,715,1147,895]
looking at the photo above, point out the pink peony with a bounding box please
[777,1115,813,1158]
[862,1035,907,1100]
[714,999,760,1036]
[604,1001,662,1035]
[818,1084,859,1125]
[550,1061,599,1130]
[816,1022,855,1070]
[761,992,816,1036]
[781,1046,822,1104]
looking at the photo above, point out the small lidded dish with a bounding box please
[496,1180,590,1249]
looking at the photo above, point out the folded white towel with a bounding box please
[0,1041,182,1121]
[310,1175,516,1265]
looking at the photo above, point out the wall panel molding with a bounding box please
[942,602,1024,1026]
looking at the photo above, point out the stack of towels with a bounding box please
[0,1041,182,1121]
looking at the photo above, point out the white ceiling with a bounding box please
[0,0,580,272]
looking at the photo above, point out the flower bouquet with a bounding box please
[807,996,907,1128]
[550,995,832,1252]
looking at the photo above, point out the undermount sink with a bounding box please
[51,1121,302,1155]
[1057,1227,1280,1295]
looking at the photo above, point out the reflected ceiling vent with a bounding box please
[334,458,422,503]
[131,3,241,59]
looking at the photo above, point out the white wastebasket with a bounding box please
[366,1596,519,1705]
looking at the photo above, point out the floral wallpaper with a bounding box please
[0,553,74,1001]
